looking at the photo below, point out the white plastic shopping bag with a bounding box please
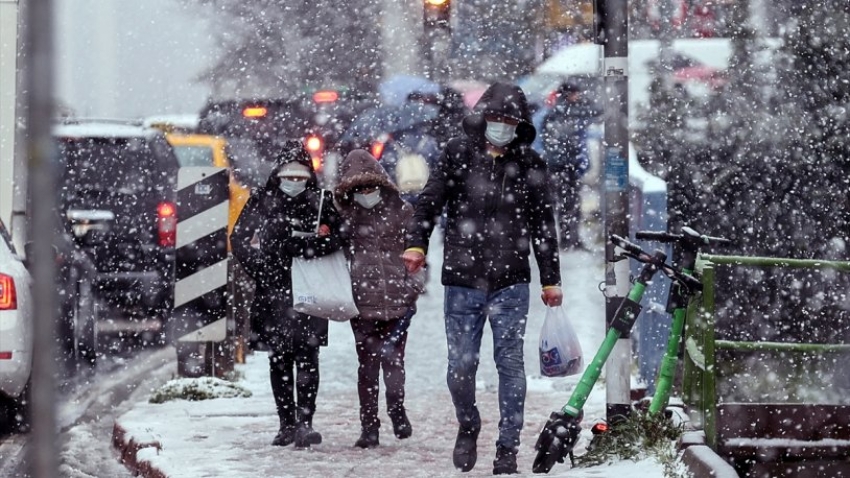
[290,189,359,321]
[395,153,430,193]
[291,250,359,321]
[539,306,584,377]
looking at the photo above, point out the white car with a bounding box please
[0,219,32,428]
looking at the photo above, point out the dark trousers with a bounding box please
[268,337,320,428]
[551,166,581,249]
[350,308,413,430]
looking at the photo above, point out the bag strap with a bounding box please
[315,189,325,234]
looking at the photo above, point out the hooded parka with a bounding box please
[407,82,561,291]
[335,149,424,320]
[232,141,343,348]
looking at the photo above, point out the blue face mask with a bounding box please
[279,179,307,197]
[353,190,381,209]
[484,121,517,147]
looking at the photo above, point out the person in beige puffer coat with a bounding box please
[334,149,425,449]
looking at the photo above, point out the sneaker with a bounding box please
[388,408,412,439]
[354,428,380,448]
[294,423,322,448]
[452,426,480,472]
[271,425,296,447]
[493,446,518,475]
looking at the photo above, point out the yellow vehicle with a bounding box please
[164,133,250,242]
[164,132,256,364]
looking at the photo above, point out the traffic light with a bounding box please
[423,0,450,29]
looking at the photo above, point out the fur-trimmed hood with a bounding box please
[334,149,399,207]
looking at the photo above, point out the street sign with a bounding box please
[173,166,229,376]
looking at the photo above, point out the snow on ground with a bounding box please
[116,240,669,477]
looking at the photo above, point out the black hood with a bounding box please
[462,82,536,145]
[265,140,319,191]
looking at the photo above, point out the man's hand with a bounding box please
[317,224,331,237]
[541,287,563,307]
[402,250,426,273]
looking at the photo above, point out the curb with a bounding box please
[112,421,167,478]
[681,445,739,478]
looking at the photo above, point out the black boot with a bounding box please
[452,425,480,472]
[388,406,412,439]
[493,446,518,475]
[271,424,297,447]
[294,422,322,449]
[354,427,380,448]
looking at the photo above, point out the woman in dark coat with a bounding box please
[334,149,425,448]
[232,140,343,448]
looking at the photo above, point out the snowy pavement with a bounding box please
[113,244,668,477]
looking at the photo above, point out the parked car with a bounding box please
[0,219,32,430]
[55,228,100,375]
[53,119,180,343]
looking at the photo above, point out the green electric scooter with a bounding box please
[532,234,703,474]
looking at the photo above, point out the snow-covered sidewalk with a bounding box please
[113,245,668,477]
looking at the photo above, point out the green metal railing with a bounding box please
[681,254,850,448]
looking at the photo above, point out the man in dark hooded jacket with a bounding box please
[232,140,343,449]
[403,83,563,474]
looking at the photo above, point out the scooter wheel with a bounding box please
[532,435,563,474]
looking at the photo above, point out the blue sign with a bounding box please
[604,147,628,192]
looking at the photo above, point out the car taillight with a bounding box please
[305,135,323,171]
[242,106,268,118]
[0,274,17,310]
[305,135,323,153]
[312,90,339,103]
[369,134,390,160]
[157,202,177,247]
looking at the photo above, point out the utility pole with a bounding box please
[23,0,59,476]
[596,0,631,424]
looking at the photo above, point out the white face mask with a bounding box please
[278,179,307,197]
[353,190,382,209]
[484,121,517,147]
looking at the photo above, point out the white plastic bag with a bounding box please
[290,189,359,321]
[395,153,430,193]
[539,306,584,377]
[291,250,359,321]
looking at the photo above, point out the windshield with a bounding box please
[172,145,214,167]
[226,138,276,189]
[57,138,158,195]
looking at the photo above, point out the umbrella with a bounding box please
[378,74,440,107]
[448,79,490,108]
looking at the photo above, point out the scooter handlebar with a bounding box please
[635,230,681,243]
[637,227,733,248]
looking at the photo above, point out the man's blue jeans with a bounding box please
[444,284,530,450]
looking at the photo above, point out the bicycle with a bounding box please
[637,227,731,415]
[532,234,704,474]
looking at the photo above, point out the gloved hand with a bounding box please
[541,287,563,307]
[402,249,426,273]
